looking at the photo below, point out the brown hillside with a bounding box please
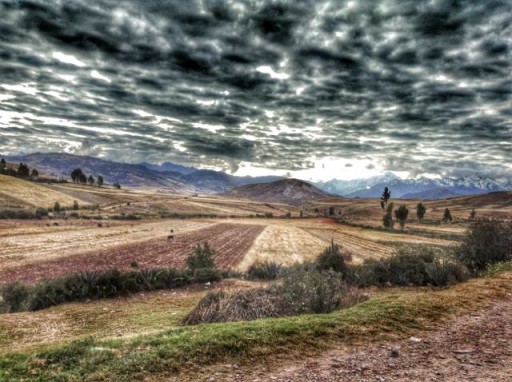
[224,178,331,205]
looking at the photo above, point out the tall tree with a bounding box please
[88,175,95,186]
[71,168,84,183]
[383,202,394,230]
[416,202,426,222]
[97,175,104,187]
[78,173,87,184]
[17,163,30,178]
[394,204,409,231]
[443,208,453,223]
[0,158,5,170]
[380,187,391,211]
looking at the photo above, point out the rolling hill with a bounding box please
[224,178,332,205]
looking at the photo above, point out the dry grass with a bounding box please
[0,175,86,208]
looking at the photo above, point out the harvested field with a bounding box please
[0,223,264,285]
[237,224,328,271]
[0,220,211,271]
[303,227,394,263]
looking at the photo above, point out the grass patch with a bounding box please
[1,271,511,381]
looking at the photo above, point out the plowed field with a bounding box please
[0,223,264,285]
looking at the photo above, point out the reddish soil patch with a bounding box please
[0,223,264,285]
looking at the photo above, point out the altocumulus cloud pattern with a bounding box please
[0,0,511,177]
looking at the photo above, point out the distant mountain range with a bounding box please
[4,153,283,194]
[316,172,512,199]
[4,153,512,200]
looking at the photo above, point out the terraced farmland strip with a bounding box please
[0,223,264,285]
[303,228,395,264]
[237,224,328,271]
[0,220,210,270]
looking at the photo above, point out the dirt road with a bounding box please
[205,299,512,382]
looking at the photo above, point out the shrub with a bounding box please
[425,259,469,286]
[192,268,222,283]
[345,246,467,287]
[316,240,348,274]
[281,264,355,314]
[183,265,366,325]
[1,283,30,312]
[247,261,282,280]
[35,207,48,218]
[0,267,200,312]
[54,202,61,212]
[187,242,216,272]
[0,209,36,219]
[456,220,512,273]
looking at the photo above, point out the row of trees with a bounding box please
[70,168,104,187]
[0,158,39,179]
[381,187,455,230]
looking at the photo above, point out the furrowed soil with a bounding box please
[0,223,264,284]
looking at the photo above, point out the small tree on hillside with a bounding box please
[328,206,335,216]
[30,168,39,179]
[54,201,61,212]
[383,202,394,230]
[469,208,476,220]
[88,175,95,186]
[0,158,5,170]
[97,175,104,187]
[73,200,79,210]
[416,202,426,223]
[443,208,453,223]
[113,182,121,189]
[380,187,391,211]
[394,204,409,231]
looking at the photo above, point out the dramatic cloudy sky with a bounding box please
[0,0,511,181]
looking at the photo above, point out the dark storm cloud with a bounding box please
[1,0,512,177]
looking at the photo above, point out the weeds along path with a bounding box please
[0,223,264,285]
[0,220,210,271]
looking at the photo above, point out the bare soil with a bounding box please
[203,299,512,382]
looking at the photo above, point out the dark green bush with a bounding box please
[0,283,30,312]
[247,261,282,280]
[0,267,209,312]
[456,220,512,273]
[192,268,222,283]
[346,246,467,287]
[316,240,348,274]
[187,242,216,272]
[35,207,48,217]
[0,209,37,219]
[281,263,355,314]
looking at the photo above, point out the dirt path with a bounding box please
[205,299,512,382]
